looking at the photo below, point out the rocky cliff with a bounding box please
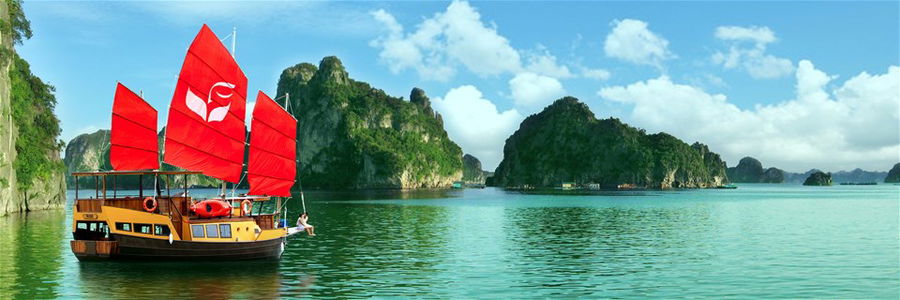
[761,167,785,183]
[492,97,728,189]
[726,157,763,182]
[0,0,66,216]
[803,171,832,186]
[462,154,486,184]
[885,163,900,183]
[63,130,109,187]
[277,56,463,189]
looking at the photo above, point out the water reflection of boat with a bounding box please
[69,24,303,261]
[77,261,285,298]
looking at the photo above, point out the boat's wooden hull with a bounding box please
[73,234,285,261]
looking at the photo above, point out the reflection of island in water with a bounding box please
[77,261,301,298]
[502,205,715,290]
[296,189,462,201]
[0,210,67,299]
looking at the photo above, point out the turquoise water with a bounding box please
[1,184,898,298]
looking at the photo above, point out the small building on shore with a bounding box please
[556,182,576,190]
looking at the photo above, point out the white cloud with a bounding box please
[440,1,522,76]
[742,54,794,79]
[598,60,900,172]
[524,49,574,78]
[712,25,794,79]
[370,1,521,80]
[370,1,573,81]
[715,26,776,44]
[581,67,612,81]
[369,9,448,79]
[509,72,567,110]
[432,86,523,170]
[604,19,673,68]
[685,73,727,88]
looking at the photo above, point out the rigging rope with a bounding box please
[299,179,307,214]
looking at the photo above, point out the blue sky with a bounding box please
[19,1,900,172]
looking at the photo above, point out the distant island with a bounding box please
[277,57,463,189]
[491,97,728,189]
[726,157,785,183]
[803,171,833,186]
[726,156,892,184]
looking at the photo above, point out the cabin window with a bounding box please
[116,222,131,231]
[154,224,171,236]
[205,224,219,238]
[135,223,152,234]
[219,224,232,238]
[191,225,205,238]
[77,221,108,232]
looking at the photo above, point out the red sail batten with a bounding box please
[163,24,247,183]
[247,91,297,197]
[110,82,159,171]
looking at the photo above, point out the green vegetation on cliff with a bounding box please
[492,97,728,189]
[0,0,30,61]
[8,52,63,190]
[277,56,463,189]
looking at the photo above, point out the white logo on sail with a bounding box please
[185,82,236,122]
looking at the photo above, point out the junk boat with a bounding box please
[70,25,303,260]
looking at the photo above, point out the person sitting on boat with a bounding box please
[296,213,316,236]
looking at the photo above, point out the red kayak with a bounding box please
[190,199,232,218]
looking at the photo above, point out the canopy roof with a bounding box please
[71,170,202,177]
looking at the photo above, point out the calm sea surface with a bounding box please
[1,184,898,298]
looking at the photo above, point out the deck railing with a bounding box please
[74,196,189,215]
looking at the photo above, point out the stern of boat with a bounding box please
[71,240,119,260]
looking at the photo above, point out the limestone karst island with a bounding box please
[2,0,898,299]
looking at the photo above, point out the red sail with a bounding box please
[248,91,296,197]
[110,82,159,171]
[163,24,247,183]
